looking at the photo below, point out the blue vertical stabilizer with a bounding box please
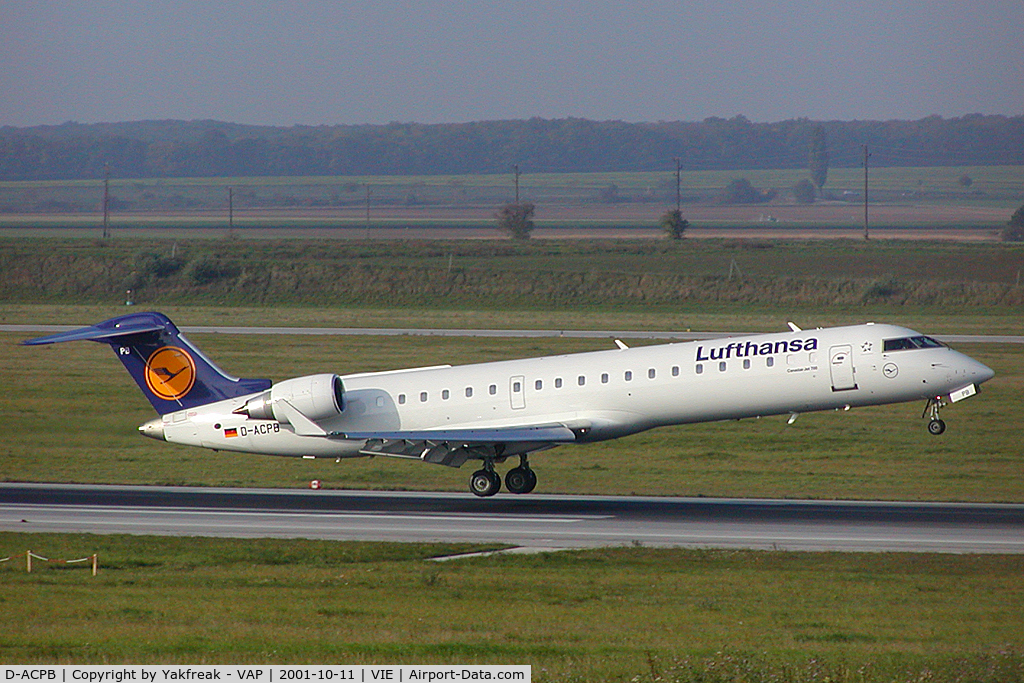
[23,312,272,413]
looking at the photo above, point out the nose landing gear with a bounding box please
[923,396,947,435]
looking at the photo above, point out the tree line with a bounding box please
[1,114,1021,181]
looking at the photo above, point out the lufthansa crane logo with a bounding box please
[145,346,196,401]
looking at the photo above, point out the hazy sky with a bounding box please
[2,1,1022,127]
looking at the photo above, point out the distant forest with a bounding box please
[1,115,1022,181]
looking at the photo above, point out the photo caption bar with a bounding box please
[1,667,530,683]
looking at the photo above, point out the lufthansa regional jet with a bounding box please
[25,312,994,497]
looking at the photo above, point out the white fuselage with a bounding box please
[155,323,993,459]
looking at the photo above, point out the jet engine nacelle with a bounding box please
[235,373,344,423]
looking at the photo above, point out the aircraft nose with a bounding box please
[974,360,995,385]
[957,354,995,385]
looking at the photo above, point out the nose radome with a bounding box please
[974,361,995,384]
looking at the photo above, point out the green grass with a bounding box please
[1,533,1021,681]
[2,165,1021,202]
[3,232,1022,680]
[3,237,1024,313]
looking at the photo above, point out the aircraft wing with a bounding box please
[333,423,579,468]
[333,424,577,443]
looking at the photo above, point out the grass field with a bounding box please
[1,533,1022,682]
[1,165,1021,234]
[3,237,1024,313]
[3,231,1023,679]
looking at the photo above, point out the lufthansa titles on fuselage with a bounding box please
[695,337,819,362]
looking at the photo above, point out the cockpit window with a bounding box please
[883,336,944,352]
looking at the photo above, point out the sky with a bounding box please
[2,0,1022,127]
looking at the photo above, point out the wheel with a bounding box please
[928,419,946,436]
[505,466,538,494]
[469,469,501,497]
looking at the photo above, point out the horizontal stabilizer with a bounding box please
[334,424,577,444]
[22,320,164,345]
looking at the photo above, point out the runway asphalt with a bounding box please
[2,483,1022,554]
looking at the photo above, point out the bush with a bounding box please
[793,179,817,204]
[495,202,535,240]
[135,251,184,278]
[185,255,239,285]
[1001,204,1024,242]
[659,209,689,240]
[722,178,773,204]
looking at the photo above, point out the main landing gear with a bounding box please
[923,396,947,435]
[469,456,537,497]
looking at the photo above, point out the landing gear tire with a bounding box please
[505,466,538,494]
[470,469,501,497]
[928,418,946,436]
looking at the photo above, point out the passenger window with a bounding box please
[696,364,703,374]
[398,394,406,405]
[512,381,521,393]
[766,357,775,368]
[535,379,543,390]
[719,362,727,372]
[442,389,450,400]
[578,375,586,386]
[743,359,751,369]
[601,373,609,384]
[624,371,633,381]
[648,368,656,379]
[555,378,563,388]
[465,387,473,398]
[489,384,497,395]
[672,366,680,377]
[420,391,428,403]
[376,396,385,407]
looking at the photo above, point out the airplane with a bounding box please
[24,312,994,497]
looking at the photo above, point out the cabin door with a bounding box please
[510,375,526,410]
[829,345,858,391]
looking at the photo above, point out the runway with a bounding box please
[2,483,1022,554]
[3,323,1022,344]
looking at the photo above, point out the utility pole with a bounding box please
[102,164,110,239]
[862,144,870,241]
[227,187,234,238]
[512,164,521,203]
[674,157,682,213]
[364,185,372,239]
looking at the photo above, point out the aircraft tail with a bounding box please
[23,312,272,413]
